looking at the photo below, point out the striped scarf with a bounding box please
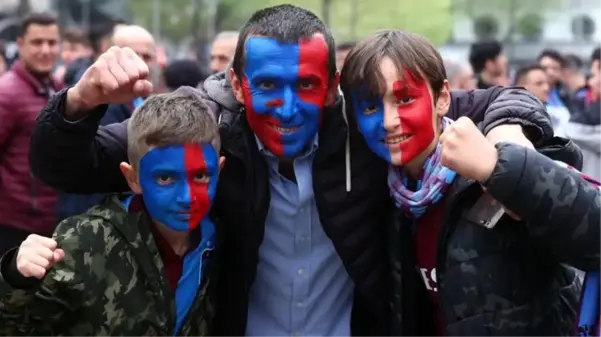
[387,117,457,219]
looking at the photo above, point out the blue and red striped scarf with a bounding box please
[387,117,456,219]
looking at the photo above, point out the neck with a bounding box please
[479,71,495,86]
[154,221,190,256]
[404,140,438,180]
[567,76,586,92]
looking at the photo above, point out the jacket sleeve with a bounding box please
[30,88,130,193]
[448,86,555,146]
[483,142,600,271]
[0,216,98,335]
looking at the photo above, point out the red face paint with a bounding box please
[183,144,211,230]
[241,35,330,158]
[390,70,435,164]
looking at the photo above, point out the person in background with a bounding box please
[0,13,62,256]
[0,40,8,74]
[563,54,589,99]
[63,22,118,87]
[444,59,476,90]
[56,24,157,223]
[564,47,601,181]
[469,40,509,89]
[514,64,550,103]
[537,49,571,108]
[54,28,92,81]
[209,31,238,73]
[514,64,567,136]
[164,59,209,91]
[335,41,355,70]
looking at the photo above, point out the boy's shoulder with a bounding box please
[53,194,131,251]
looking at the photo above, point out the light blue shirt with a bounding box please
[245,136,354,336]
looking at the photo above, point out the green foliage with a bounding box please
[516,13,543,39]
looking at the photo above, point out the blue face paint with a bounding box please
[352,92,392,163]
[241,36,330,158]
[138,143,219,231]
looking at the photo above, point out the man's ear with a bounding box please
[229,68,244,104]
[435,80,451,118]
[119,162,142,194]
[324,71,341,107]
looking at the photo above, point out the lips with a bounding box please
[383,134,411,145]
[268,123,300,134]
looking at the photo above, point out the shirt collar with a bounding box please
[255,134,319,159]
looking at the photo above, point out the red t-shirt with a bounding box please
[414,198,447,336]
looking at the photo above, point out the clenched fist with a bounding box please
[439,117,498,183]
[16,234,65,279]
[68,46,153,114]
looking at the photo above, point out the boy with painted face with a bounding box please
[0,90,223,336]
[341,30,599,336]
[29,5,558,336]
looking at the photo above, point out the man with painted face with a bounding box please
[29,5,556,336]
[341,30,599,336]
[0,91,222,335]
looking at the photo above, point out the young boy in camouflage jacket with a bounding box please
[0,88,223,335]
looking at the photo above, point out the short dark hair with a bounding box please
[88,23,117,54]
[232,4,336,80]
[537,49,566,68]
[468,40,502,73]
[164,60,209,90]
[514,64,545,85]
[592,47,600,63]
[62,27,90,47]
[340,30,446,106]
[18,12,57,37]
[564,54,583,70]
[336,41,356,51]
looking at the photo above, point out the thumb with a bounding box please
[51,249,65,265]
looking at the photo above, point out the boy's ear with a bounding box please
[324,72,341,107]
[218,156,226,174]
[119,162,142,194]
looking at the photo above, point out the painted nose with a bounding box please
[383,105,401,132]
[273,87,298,124]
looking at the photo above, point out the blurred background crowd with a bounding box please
[0,0,599,254]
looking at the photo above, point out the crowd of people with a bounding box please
[0,4,599,336]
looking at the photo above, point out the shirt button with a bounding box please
[293,332,300,337]
[299,208,305,213]
[296,301,304,308]
[297,268,305,275]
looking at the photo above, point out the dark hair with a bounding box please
[564,54,583,70]
[88,23,117,54]
[340,30,446,105]
[62,27,90,47]
[468,40,502,73]
[164,60,209,90]
[232,4,336,80]
[18,12,57,37]
[592,47,600,62]
[514,64,545,85]
[537,49,566,68]
[336,41,356,51]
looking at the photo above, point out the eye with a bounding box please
[362,102,379,115]
[397,97,414,105]
[258,81,276,90]
[298,80,314,90]
[193,173,210,184]
[157,175,174,186]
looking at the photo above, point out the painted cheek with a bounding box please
[353,97,391,163]
[297,37,329,109]
[392,78,435,164]
[242,76,284,157]
[183,144,211,230]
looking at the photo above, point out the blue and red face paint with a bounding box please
[241,35,330,158]
[138,143,219,231]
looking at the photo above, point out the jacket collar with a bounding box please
[11,60,63,96]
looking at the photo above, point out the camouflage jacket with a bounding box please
[0,195,219,336]
[389,139,600,336]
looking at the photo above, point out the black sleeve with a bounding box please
[0,248,42,289]
[483,142,600,271]
[30,89,130,194]
[448,86,555,146]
